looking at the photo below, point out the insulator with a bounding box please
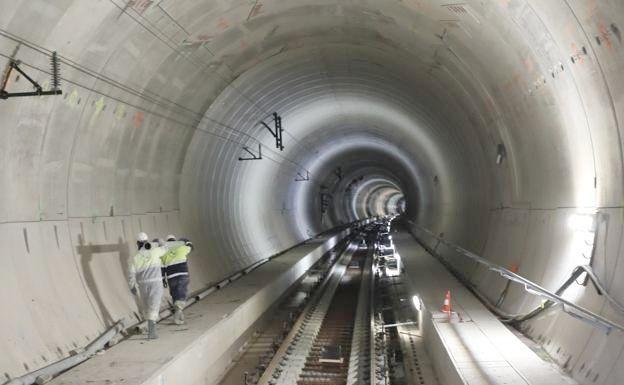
[50,51,60,90]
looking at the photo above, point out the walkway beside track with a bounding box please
[393,228,577,385]
[48,229,353,385]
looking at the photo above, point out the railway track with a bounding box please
[297,250,367,385]
[257,239,374,385]
[222,219,440,385]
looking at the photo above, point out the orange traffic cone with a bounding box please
[441,290,451,315]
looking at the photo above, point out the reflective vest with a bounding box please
[128,245,166,287]
[161,242,191,279]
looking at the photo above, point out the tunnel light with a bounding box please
[412,295,422,311]
[568,213,595,232]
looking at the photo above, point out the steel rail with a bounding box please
[256,242,357,385]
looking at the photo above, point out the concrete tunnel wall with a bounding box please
[1,0,624,383]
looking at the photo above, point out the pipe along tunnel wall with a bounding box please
[1,1,624,384]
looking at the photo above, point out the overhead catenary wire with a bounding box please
[0,28,203,122]
[107,0,320,159]
[108,0,273,117]
[3,2,325,164]
[0,21,322,180]
[0,50,321,184]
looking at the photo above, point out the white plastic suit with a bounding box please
[128,242,167,321]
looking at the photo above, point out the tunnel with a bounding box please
[1,1,624,385]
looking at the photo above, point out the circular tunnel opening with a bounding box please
[1,1,623,382]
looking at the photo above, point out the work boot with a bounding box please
[173,309,184,325]
[147,320,158,339]
[173,301,185,325]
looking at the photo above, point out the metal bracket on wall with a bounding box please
[334,166,343,181]
[295,171,310,182]
[320,192,332,214]
[1,50,62,100]
[260,112,284,151]
[238,144,262,161]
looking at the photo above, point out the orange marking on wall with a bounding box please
[217,18,229,30]
[523,57,534,73]
[134,111,144,128]
[570,42,585,64]
[564,22,575,38]
[599,21,613,49]
[196,34,213,42]
[587,0,598,18]
[129,0,153,15]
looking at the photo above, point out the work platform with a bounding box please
[393,229,577,385]
[48,229,352,385]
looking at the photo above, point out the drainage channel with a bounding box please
[255,240,371,385]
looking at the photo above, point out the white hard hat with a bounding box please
[136,232,149,242]
[166,234,176,241]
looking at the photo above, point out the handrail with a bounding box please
[408,221,624,335]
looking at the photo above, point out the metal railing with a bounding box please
[408,221,624,335]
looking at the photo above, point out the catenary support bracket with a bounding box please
[260,112,284,151]
[295,171,310,181]
[238,144,262,161]
[1,51,62,100]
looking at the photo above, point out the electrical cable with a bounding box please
[0,28,203,121]
[0,50,320,182]
[408,223,624,333]
[108,0,319,159]
[0,30,321,180]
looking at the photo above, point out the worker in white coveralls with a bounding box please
[128,232,167,339]
[161,235,193,325]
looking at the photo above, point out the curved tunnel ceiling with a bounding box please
[2,0,624,382]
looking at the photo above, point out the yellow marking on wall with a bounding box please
[115,104,126,120]
[94,97,105,115]
[67,89,79,106]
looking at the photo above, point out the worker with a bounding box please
[128,232,167,339]
[161,234,193,325]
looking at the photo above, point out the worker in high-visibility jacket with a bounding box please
[161,235,193,325]
[128,232,167,339]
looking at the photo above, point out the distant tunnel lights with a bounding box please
[568,213,596,232]
[412,295,422,311]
